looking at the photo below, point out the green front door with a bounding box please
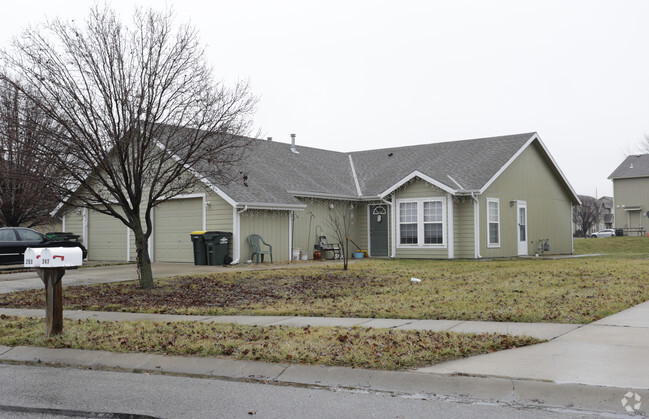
[370,205,389,257]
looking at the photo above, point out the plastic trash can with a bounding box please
[204,231,232,265]
[190,231,207,265]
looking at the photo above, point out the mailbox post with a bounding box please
[25,247,83,337]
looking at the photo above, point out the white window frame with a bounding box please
[486,197,501,248]
[396,197,446,248]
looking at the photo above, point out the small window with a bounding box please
[487,198,500,247]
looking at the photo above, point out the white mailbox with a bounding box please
[40,247,83,268]
[24,247,46,268]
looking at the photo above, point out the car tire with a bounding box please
[591,235,597,238]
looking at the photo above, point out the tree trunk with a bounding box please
[132,221,154,289]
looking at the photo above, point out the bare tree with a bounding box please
[573,195,603,237]
[1,6,256,288]
[0,78,59,227]
[326,202,357,270]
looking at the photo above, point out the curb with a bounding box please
[0,345,640,416]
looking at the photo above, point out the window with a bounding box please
[399,202,418,244]
[487,198,500,247]
[423,201,443,244]
[398,198,446,247]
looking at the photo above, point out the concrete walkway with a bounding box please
[421,299,649,390]
[0,308,579,341]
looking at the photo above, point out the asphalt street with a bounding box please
[0,364,598,418]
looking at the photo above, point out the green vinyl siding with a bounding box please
[454,198,475,258]
[612,177,649,232]
[291,199,363,260]
[392,179,449,259]
[240,210,290,262]
[480,143,574,256]
[63,211,84,245]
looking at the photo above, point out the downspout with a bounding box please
[471,193,482,259]
[231,205,248,265]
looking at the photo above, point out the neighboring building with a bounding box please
[599,196,614,229]
[572,195,614,237]
[609,154,649,236]
[58,132,580,262]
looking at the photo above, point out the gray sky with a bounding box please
[2,1,648,198]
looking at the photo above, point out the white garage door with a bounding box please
[88,210,127,261]
[154,198,203,262]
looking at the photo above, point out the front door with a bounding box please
[517,201,528,256]
[370,205,389,257]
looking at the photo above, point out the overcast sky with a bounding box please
[2,1,648,198]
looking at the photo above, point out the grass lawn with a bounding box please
[0,315,541,370]
[1,236,648,324]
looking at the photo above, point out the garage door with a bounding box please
[88,210,127,261]
[154,198,203,262]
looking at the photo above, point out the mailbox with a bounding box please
[40,247,83,268]
[24,247,46,268]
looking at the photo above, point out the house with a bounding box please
[609,154,649,235]
[59,132,580,262]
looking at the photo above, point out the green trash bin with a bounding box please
[204,231,232,266]
[190,231,208,265]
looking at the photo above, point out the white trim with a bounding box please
[149,207,154,262]
[472,195,481,258]
[126,225,130,262]
[380,170,456,199]
[447,175,465,191]
[517,200,528,256]
[348,155,362,196]
[479,133,581,205]
[61,215,66,232]
[390,194,396,257]
[486,197,501,248]
[82,208,88,248]
[396,197,447,248]
[447,193,454,259]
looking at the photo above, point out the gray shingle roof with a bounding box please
[608,154,649,180]
[350,133,535,195]
[208,132,540,206]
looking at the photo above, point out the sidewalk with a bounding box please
[1,305,648,415]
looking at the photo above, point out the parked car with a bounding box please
[0,227,87,265]
[591,229,616,238]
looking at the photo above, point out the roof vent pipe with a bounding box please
[290,133,299,154]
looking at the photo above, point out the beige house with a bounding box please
[609,155,649,235]
[59,132,580,262]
